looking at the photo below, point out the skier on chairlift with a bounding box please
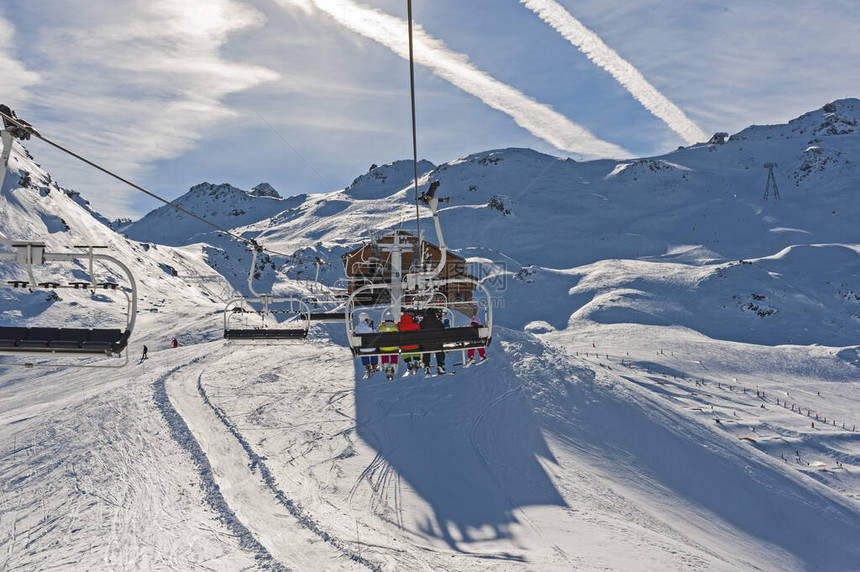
[466,315,487,364]
[355,313,378,377]
[420,308,446,375]
[398,312,421,375]
[378,312,399,381]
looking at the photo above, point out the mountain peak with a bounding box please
[732,98,859,142]
[122,181,288,245]
[345,159,436,199]
[251,183,280,198]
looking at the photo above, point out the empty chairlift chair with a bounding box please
[0,243,137,367]
[223,295,311,339]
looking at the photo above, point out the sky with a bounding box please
[1,0,859,220]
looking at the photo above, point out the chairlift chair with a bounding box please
[345,278,493,359]
[303,274,348,322]
[223,295,311,339]
[223,242,311,340]
[0,243,137,368]
[344,175,495,364]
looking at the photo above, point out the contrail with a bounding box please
[275,0,629,158]
[521,0,707,145]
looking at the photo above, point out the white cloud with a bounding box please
[5,0,278,219]
[0,13,41,104]
[274,0,629,158]
[520,0,707,145]
[537,0,860,140]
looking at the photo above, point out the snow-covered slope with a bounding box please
[0,138,235,340]
[344,159,435,200]
[1,100,859,571]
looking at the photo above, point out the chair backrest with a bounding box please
[0,327,27,341]
[57,328,91,343]
[87,329,123,343]
[25,327,60,342]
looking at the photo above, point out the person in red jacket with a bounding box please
[466,315,487,363]
[398,313,421,375]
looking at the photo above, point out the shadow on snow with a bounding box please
[352,329,565,551]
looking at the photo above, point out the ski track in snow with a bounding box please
[195,371,380,571]
[153,361,289,571]
[161,351,370,572]
[0,359,259,572]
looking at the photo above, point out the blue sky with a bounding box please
[1,0,858,219]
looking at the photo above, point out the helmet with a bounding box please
[357,312,370,323]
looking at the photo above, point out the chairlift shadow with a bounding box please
[352,329,566,551]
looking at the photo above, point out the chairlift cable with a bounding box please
[406,0,423,266]
[0,108,311,263]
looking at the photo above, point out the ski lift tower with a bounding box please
[763,163,780,201]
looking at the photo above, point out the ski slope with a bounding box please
[2,100,860,570]
[4,314,859,570]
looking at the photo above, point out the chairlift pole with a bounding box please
[381,231,405,321]
[313,258,322,292]
[247,241,264,298]
[763,162,780,201]
[0,130,13,195]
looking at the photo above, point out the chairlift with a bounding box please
[223,242,310,339]
[303,259,348,321]
[223,295,310,339]
[0,243,137,368]
[343,4,501,368]
[345,278,493,361]
[344,184,494,362]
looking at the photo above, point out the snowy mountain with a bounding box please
[120,181,302,246]
[1,100,859,571]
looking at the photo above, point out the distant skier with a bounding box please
[466,315,487,364]
[355,313,378,377]
[172,338,178,349]
[419,309,446,375]
[398,313,421,375]
[378,314,399,381]
[141,345,148,360]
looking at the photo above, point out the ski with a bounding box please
[425,369,456,377]
[454,358,487,367]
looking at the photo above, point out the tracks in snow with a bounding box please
[159,354,379,572]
